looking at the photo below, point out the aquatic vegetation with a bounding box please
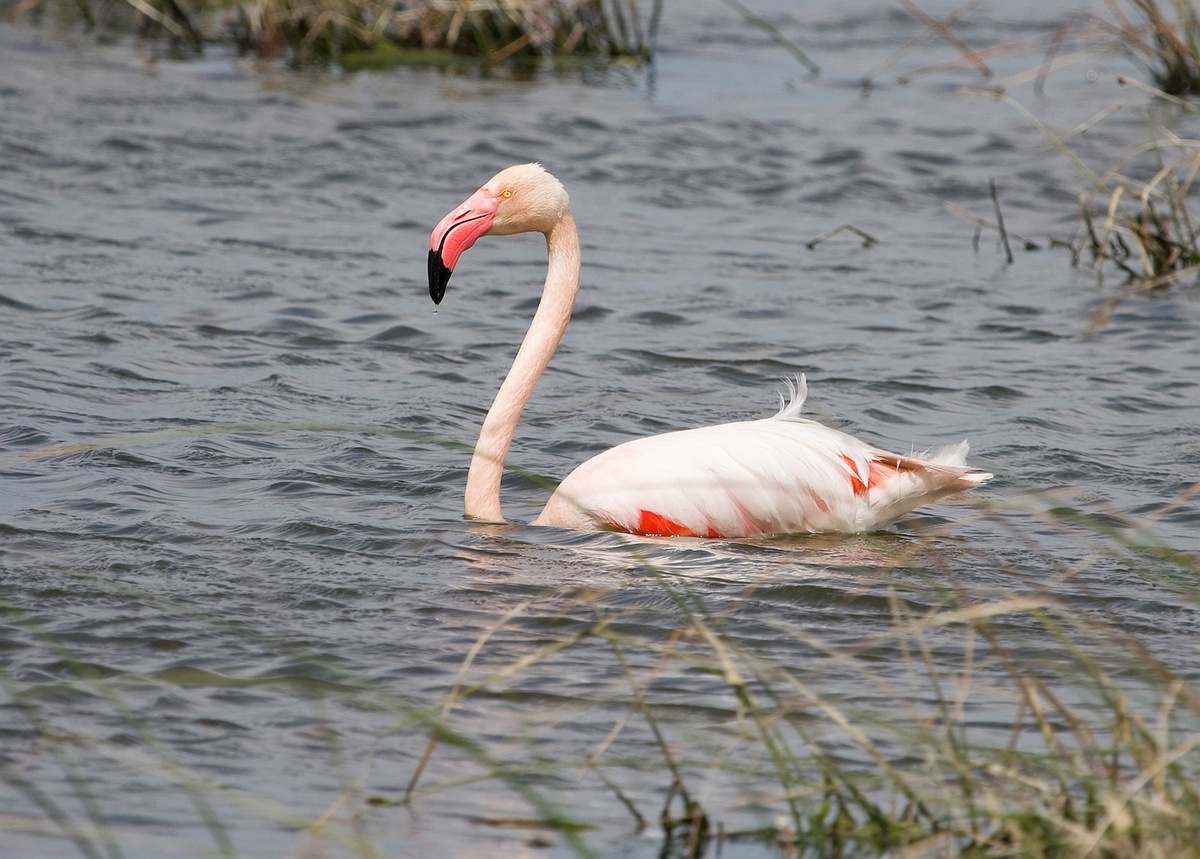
[991,89,1200,321]
[1106,0,1200,95]
[868,0,1200,303]
[388,0,660,61]
[2,0,662,63]
[1067,2,1200,311]
[1078,130,1200,325]
[894,0,1200,307]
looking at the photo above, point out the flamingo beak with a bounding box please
[427,187,504,304]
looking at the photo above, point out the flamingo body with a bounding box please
[428,163,991,537]
[534,378,986,537]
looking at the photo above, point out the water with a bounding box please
[2,1,1200,856]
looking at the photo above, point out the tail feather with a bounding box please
[918,440,970,468]
[774,374,808,420]
[877,443,992,494]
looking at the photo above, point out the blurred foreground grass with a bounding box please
[5,424,1200,858]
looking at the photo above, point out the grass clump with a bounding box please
[389,0,660,62]
[1106,173,1200,278]
[1004,88,1200,320]
[1106,0,1200,95]
[1088,1,1200,303]
[1076,133,1200,317]
[2,0,662,65]
[874,0,1200,308]
[1048,3,1200,297]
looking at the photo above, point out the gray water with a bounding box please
[3,0,1200,856]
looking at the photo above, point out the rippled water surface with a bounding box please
[3,1,1200,856]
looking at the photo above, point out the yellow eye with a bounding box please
[501,189,513,199]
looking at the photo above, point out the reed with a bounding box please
[2,0,661,63]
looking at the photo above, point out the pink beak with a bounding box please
[428,187,504,304]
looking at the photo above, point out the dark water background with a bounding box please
[2,0,1200,856]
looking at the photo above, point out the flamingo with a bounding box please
[428,163,991,538]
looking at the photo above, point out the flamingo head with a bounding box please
[427,163,569,304]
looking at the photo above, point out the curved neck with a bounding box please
[465,212,580,523]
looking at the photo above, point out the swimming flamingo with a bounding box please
[428,163,991,537]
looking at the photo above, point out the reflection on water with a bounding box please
[2,3,1200,856]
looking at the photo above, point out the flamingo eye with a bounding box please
[501,189,513,199]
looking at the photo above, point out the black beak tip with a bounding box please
[428,249,451,305]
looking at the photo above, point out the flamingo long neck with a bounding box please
[464,212,580,522]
